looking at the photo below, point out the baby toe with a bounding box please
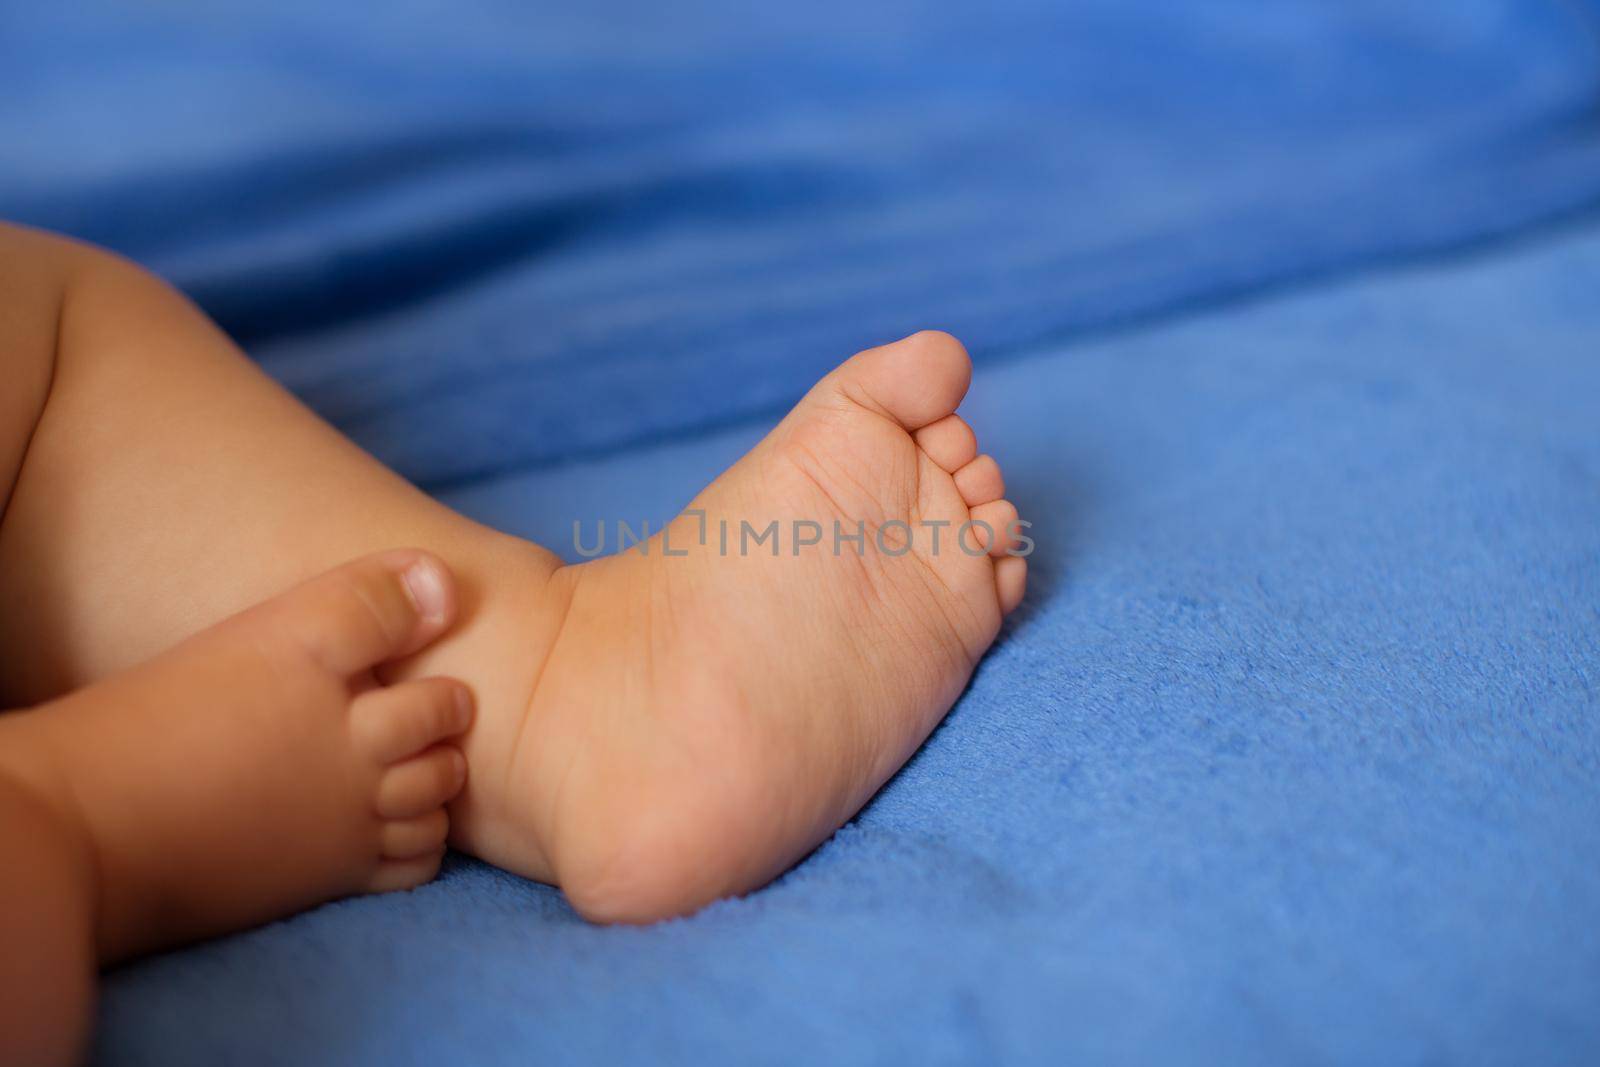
[995,555,1028,614]
[827,330,972,430]
[365,852,445,894]
[349,678,473,765]
[968,498,1022,557]
[264,550,458,678]
[953,454,1005,506]
[380,809,451,860]
[375,747,467,819]
[913,414,978,473]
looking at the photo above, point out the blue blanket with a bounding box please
[3,2,1598,1063]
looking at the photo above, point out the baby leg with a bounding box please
[0,222,561,873]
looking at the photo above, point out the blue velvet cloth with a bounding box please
[3,2,1598,1064]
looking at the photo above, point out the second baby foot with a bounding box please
[0,550,473,962]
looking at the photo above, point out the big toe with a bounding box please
[251,550,459,676]
[826,330,972,430]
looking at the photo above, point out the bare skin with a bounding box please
[521,336,1027,918]
[0,222,1026,924]
[0,550,473,1066]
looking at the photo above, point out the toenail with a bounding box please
[453,685,474,729]
[401,558,449,624]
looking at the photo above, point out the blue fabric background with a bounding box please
[2,2,1598,1063]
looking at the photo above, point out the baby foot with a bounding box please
[0,550,473,962]
[488,332,1025,921]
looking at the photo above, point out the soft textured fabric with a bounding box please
[7,0,1600,486]
[1,2,1597,1064]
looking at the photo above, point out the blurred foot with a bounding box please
[0,550,473,961]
